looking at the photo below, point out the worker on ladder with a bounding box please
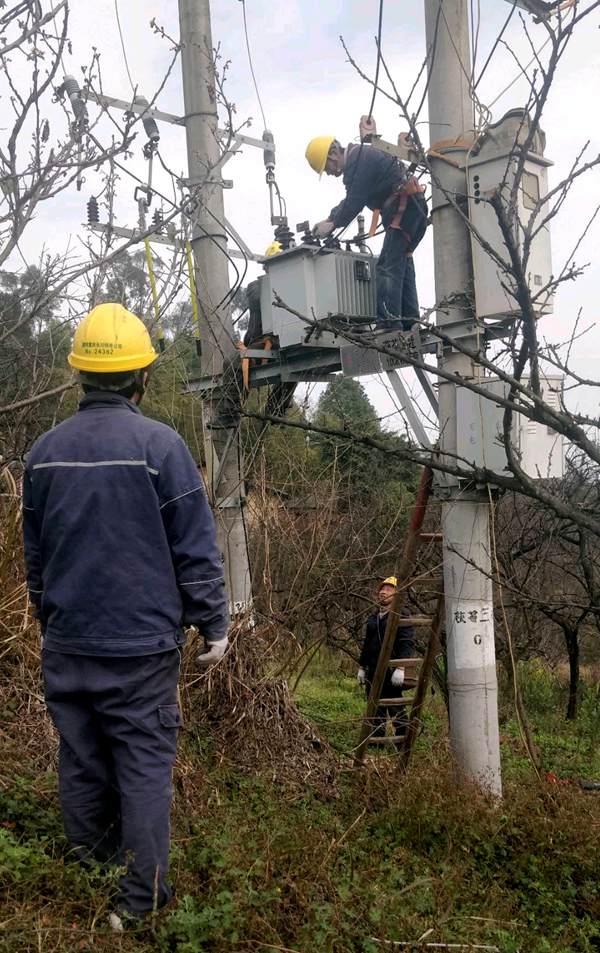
[357,576,415,745]
[305,117,428,332]
[22,304,228,931]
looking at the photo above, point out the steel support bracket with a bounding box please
[370,136,421,165]
[217,495,245,510]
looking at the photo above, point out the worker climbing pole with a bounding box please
[305,116,428,333]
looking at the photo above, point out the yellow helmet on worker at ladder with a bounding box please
[68,303,158,373]
[305,136,335,175]
[264,240,282,257]
[379,576,398,590]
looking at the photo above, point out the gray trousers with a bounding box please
[42,649,181,915]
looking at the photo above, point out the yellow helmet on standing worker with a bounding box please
[68,303,158,373]
[379,576,398,590]
[305,136,335,175]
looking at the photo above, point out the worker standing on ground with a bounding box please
[305,117,428,331]
[22,304,228,931]
[357,576,415,743]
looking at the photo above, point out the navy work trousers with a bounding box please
[42,649,181,915]
[376,194,428,328]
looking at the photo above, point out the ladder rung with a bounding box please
[420,532,443,542]
[411,576,443,589]
[400,616,434,627]
[365,735,406,744]
[378,696,414,706]
[389,658,422,669]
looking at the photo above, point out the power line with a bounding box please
[240,0,268,130]
[114,0,136,95]
[326,0,386,247]
[367,0,385,120]
[473,0,518,91]
[48,0,66,73]
[487,34,552,109]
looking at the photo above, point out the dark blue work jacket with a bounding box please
[329,143,407,230]
[22,392,228,656]
[359,607,415,679]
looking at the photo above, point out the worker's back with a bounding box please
[23,391,225,656]
[329,143,407,229]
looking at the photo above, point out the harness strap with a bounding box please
[369,175,425,241]
[368,208,380,237]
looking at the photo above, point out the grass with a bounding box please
[0,657,599,952]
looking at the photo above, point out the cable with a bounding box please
[469,0,481,78]
[487,35,552,110]
[317,0,387,249]
[114,0,135,95]
[48,0,66,73]
[240,0,268,130]
[367,0,385,121]
[473,0,518,91]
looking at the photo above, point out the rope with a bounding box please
[427,136,476,169]
[144,238,164,351]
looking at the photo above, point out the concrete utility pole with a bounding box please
[424,0,502,795]
[179,0,252,615]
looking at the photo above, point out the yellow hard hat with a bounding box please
[305,136,335,175]
[68,303,158,373]
[264,240,282,257]
[379,576,398,589]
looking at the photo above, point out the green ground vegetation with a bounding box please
[0,659,599,953]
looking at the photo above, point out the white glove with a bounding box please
[197,636,228,668]
[314,219,334,239]
[391,667,405,688]
[357,667,367,686]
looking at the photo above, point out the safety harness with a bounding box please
[368,175,426,253]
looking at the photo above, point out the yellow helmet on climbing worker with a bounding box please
[305,136,336,176]
[68,303,158,374]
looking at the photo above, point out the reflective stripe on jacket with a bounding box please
[22,392,228,656]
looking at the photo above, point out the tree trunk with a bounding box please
[565,629,580,721]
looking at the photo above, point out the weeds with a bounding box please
[0,608,598,951]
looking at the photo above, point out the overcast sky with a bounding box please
[18,0,600,429]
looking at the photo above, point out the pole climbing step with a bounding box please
[355,466,444,766]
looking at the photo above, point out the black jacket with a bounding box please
[359,605,415,678]
[23,393,228,656]
[329,143,407,230]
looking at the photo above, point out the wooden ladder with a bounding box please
[355,466,444,768]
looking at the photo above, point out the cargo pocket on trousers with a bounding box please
[158,704,183,729]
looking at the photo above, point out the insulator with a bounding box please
[262,129,275,171]
[134,95,160,145]
[87,195,99,224]
[274,221,294,251]
[62,74,86,122]
[296,220,319,247]
[151,208,164,233]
